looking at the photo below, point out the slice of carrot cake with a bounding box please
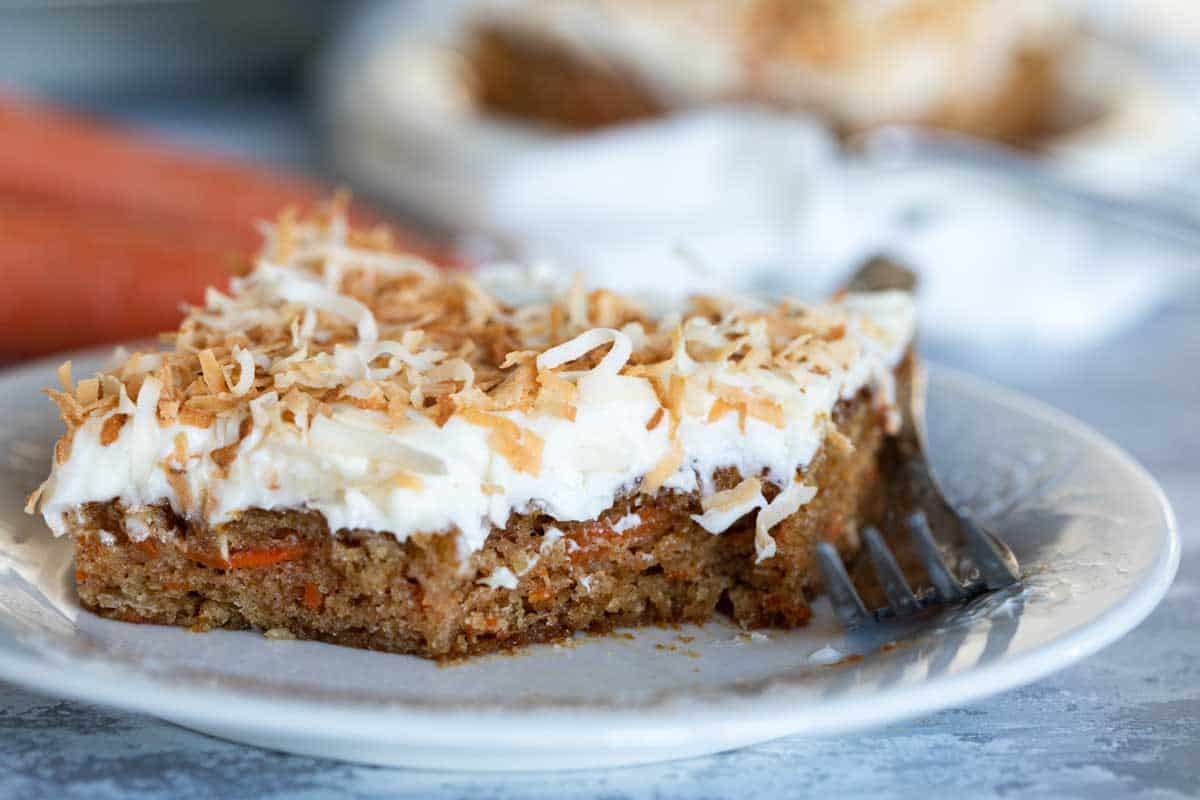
[28,204,917,659]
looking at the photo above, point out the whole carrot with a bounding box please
[0,94,452,361]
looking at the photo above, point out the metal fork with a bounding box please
[817,259,1022,628]
[816,511,1020,628]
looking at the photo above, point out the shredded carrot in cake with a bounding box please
[188,542,311,571]
[302,581,324,611]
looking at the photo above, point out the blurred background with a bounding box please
[2,0,1199,452]
[3,5,1199,787]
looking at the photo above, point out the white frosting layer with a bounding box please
[39,288,914,561]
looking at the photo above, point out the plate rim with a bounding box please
[0,358,1180,752]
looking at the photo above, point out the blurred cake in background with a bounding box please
[468,0,1070,143]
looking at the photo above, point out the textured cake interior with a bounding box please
[67,363,910,660]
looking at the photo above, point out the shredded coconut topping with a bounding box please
[536,327,633,375]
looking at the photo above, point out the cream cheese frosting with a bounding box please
[33,207,915,562]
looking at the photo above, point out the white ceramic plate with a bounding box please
[0,354,1178,771]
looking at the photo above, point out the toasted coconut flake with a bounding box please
[822,324,846,342]
[24,482,46,515]
[210,438,244,470]
[645,407,665,431]
[710,381,785,430]
[157,399,180,423]
[431,395,456,427]
[261,264,379,344]
[536,328,632,376]
[754,480,818,563]
[228,346,256,396]
[54,434,73,465]
[488,362,537,412]
[692,477,767,534]
[44,389,83,428]
[74,378,100,406]
[185,395,240,413]
[747,396,786,428]
[536,369,579,402]
[459,408,544,475]
[391,472,423,491]
[701,477,764,513]
[707,398,738,425]
[538,398,577,422]
[99,414,128,446]
[169,432,189,469]
[665,374,686,425]
[641,441,683,494]
[178,408,216,429]
[198,349,224,394]
[57,361,73,392]
[165,469,194,514]
[535,369,579,420]
[281,389,313,431]
[500,350,538,369]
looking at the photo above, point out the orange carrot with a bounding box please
[188,542,310,570]
[0,93,459,361]
[301,581,324,611]
[229,543,311,569]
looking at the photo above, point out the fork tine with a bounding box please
[816,542,872,628]
[961,518,1021,589]
[864,527,923,616]
[906,512,968,602]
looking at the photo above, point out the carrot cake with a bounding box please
[28,203,917,659]
[468,0,1069,144]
